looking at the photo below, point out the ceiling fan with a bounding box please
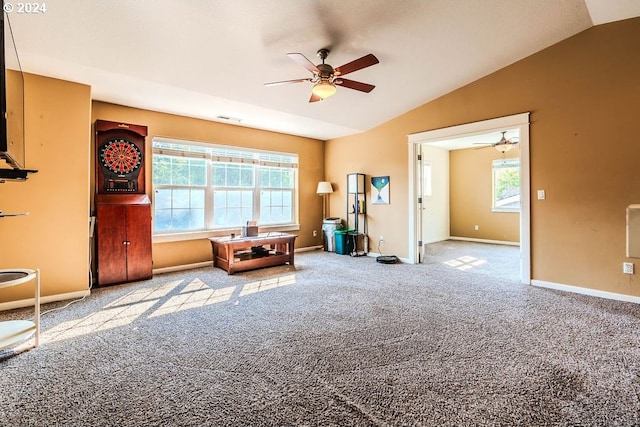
[264,48,379,102]
[475,131,520,153]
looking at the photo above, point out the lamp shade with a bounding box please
[316,181,334,194]
[312,81,337,99]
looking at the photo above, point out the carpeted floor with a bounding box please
[1,241,639,426]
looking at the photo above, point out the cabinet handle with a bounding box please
[123,241,130,245]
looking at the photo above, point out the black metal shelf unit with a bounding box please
[346,173,368,255]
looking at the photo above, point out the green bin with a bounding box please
[334,228,354,255]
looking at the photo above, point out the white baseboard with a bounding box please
[532,280,640,304]
[423,237,451,245]
[0,289,90,312]
[153,245,324,275]
[153,261,212,275]
[297,245,323,253]
[448,236,520,246]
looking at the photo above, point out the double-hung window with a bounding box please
[152,138,298,235]
[492,158,520,212]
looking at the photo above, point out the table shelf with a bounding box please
[0,268,40,351]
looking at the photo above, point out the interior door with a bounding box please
[421,145,450,248]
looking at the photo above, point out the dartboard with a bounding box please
[99,138,142,175]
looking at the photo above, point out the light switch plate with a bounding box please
[537,190,545,200]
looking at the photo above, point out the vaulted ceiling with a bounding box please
[5,0,640,140]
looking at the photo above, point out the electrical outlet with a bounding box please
[313,230,317,237]
[623,262,634,275]
[474,225,479,231]
[379,235,384,242]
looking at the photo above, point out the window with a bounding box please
[492,158,520,212]
[152,138,298,235]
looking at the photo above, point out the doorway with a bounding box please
[407,113,530,284]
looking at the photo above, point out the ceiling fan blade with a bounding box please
[309,92,322,103]
[264,78,311,87]
[336,78,375,93]
[334,54,379,76]
[287,53,320,74]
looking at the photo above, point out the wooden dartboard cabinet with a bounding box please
[95,120,152,287]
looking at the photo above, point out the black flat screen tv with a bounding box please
[0,3,35,181]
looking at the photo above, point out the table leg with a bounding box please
[289,239,295,266]
[226,245,234,274]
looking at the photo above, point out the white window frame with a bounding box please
[152,137,299,243]
[492,158,520,213]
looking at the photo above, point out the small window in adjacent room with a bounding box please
[492,158,520,212]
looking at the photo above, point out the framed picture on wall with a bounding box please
[371,176,390,204]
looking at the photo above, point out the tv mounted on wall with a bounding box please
[0,2,36,181]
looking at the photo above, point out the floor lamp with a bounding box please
[316,181,334,219]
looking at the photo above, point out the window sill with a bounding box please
[491,208,520,213]
[153,224,301,244]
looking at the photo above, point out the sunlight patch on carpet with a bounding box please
[149,280,235,318]
[43,299,157,344]
[104,280,181,309]
[444,255,487,271]
[239,274,296,297]
[41,274,298,344]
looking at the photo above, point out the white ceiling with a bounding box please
[5,0,640,141]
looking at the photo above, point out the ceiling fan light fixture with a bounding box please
[312,81,337,99]
[493,131,515,153]
[495,143,513,153]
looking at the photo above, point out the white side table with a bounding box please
[0,269,40,350]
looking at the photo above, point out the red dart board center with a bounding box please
[100,138,142,174]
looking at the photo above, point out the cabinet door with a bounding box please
[97,204,128,285]
[125,205,152,281]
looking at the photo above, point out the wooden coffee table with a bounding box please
[209,233,297,274]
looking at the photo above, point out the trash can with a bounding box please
[334,228,355,255]
[322,218,343,252]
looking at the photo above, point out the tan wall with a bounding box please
[6,70,25,167]
[326,18,640,296]
[91,102,325,270]
[325,124,408,253]
[450,147,519,242]
[0,74,91,302]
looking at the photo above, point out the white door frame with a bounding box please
[407,112,531,284]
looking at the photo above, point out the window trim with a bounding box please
[152,223,301,244]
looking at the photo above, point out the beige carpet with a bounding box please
[1,241,639,426]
